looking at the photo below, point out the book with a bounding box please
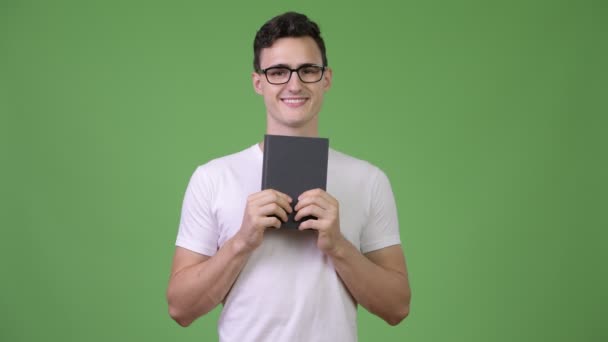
[261,134,329,229]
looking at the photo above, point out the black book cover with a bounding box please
[261,134,329,229]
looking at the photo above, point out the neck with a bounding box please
[265,113,320,137]
[259,121,320,152]
[265,126,319,138]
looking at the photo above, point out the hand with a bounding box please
[294,189,345,256]
[235,189,292,253]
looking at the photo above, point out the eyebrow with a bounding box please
[264,63,320,69]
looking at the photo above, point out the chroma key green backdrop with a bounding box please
[1,1,606,341]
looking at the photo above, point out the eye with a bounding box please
[268,68,288,77]
[301,66,322,75]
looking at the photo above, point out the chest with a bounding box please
[212,168,368,251]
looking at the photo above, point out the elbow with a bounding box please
[167,285,197,327]
[385,289,411,326]
[167,287,216,327]
[385,304,410,326]
[168,304,194,327]
[174,318,193,328]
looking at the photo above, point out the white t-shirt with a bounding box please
[176,144,401,342]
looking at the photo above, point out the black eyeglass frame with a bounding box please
[259,64,327,85]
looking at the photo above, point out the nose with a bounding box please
[286,70,303,92]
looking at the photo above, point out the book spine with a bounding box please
[260,134,271,190]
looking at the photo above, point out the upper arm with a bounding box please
[360,168,401,254]
[176,166,220,257]
[170,246,211,278]
[364,244,409,279]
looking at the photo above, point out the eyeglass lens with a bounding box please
[265,66,324,84]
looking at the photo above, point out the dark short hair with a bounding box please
[253,12,328,72]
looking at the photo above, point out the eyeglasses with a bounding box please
[259,64,326,85]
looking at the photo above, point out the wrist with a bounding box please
[229,234,254,257]
[327,234,350,260]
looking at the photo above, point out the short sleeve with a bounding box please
[175,166,219,256]
[360,168,402,254]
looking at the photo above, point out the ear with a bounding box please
[252,71,263,95]
[322,67,333,91]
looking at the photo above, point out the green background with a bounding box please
[1,0,606,341]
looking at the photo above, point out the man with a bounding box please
[167,12,411,341]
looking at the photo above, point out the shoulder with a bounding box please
[327,148,393,201]
[188,144,259,188]
[194,144,258,175]
[329,147,385,179]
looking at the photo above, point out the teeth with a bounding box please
[283,98,306,104]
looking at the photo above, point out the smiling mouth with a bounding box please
[281,98,308,108]
[281,98,308,104]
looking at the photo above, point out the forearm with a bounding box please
[167,237,251,326]
[330,238,411,325]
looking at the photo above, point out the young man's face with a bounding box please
[253,36,332,134]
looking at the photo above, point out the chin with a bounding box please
[268,109,318,130]
[285,113,317,126]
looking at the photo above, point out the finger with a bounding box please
[247,189,274,202]
[260,216,282,229]
[268,194,293,215]
[294,195,332,212]
[294,204,325,222]
[275,195,294,214]
[264,189,293,206]
[259,202,289,222]
[298,188,337,206]
[298,218,318,231]
[298,188,325,200]
[270,189,293,204]
[250,189,292,204]
[253,190,293,213]
[299,188,335,200]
